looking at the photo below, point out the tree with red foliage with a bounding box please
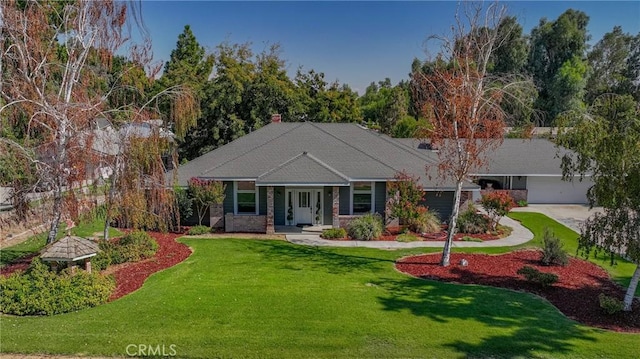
[386,171,425,226]
[411,2,534,266]
[480,191,515,230]
[188,178,226,226]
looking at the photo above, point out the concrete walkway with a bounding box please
[286,215,533,249]
[511,204,601,233]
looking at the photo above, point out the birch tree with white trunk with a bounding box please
[410,2,534,266]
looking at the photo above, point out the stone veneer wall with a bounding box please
[224,213,266,233]
[480,189,528,203]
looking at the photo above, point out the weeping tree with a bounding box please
[557,94,640,312]
[411,2,534,266]
[0,0,198,243]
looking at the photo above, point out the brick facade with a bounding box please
[224,213,267,233]
[266,186,275,235]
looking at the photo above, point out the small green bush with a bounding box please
[460,236,483,242]
[541,228,568,266]
[118,231,159,262]
[598,293,624,314]
[517,200,528,207]
[409,208,441,234]
[92,231,158,271]
[517,266,558,286]
[396,233,421,242]
[347,214,383,241]
[0,259,114,315]
[456,206,490,234]
[188,225,212,235]
[321,228,347,239]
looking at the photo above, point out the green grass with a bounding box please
[1,237,638,358]
[0,218,122,267]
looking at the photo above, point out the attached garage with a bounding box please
[423,191,455,222]
[526,176,592,204]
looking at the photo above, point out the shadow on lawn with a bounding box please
[250,240,396,275]
[371,276,598,358]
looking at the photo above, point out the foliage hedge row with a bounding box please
[321,228,347,239]
[93,231,158,271]
[0,259,114,316]
[187,225,212,235]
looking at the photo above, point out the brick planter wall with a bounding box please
[224,213,267,233]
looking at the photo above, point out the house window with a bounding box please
[353,182,373,214]
[236,181,257,214]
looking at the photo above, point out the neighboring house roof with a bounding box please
[91,120,175,157]
[395,138,579,176]
[171,122,477,190]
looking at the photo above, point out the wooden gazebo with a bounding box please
[40,235,100,273]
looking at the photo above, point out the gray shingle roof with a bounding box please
[40,235,100,262]
[394,138,572,176]
[258,152,350,185]
[170,122,478,190]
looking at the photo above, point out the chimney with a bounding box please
[271,114,282,123]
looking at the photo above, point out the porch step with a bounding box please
[300,225,332,234]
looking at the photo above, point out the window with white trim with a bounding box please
[352,182,373,214]
[236,181,257,214]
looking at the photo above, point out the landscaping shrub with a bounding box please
[92,231,158,271]
[479,191,515,230]
[0,259,114,315]
[409,207,441,234]
[118,231,159,262]
[517,200,528,207]
[541,228,568,266]
[456,206,490,234]
[396,233,421,242]
[188,225,212,235]
[598,293,624,314]
[321,228,347,239]
[347,214,383,240]
[517,266,558,286]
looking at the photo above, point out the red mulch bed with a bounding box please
[0,253,38,276]
[108,231,191,301]
[396,251,640,332]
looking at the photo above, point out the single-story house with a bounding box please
[170,121,477,233]
[395,138,593,204]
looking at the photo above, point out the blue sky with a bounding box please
[140,1,640,94]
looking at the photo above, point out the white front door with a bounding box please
[295,190,313,224]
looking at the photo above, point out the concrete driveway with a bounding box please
[512,204,604,233]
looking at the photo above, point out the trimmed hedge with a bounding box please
[321,228,347,239]
[0,259,114,316]
[188,225,211,235]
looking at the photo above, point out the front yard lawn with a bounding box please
[2,236,638,358]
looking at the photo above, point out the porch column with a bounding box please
[85,258,92,274]
[332,186,340,228]
[266,186,275,234]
